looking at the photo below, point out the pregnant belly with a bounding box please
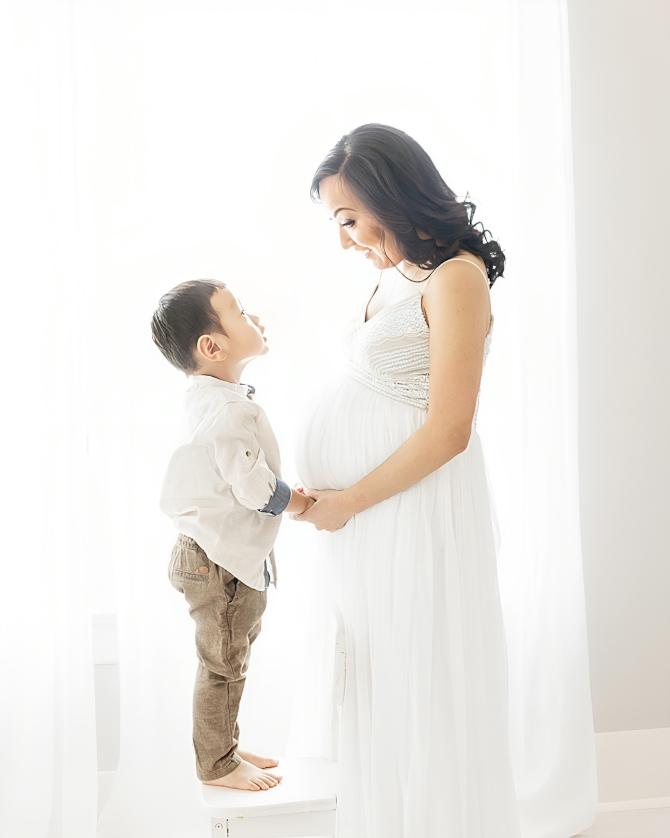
[295,375,426,491]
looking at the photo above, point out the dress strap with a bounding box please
[422,256,489,291]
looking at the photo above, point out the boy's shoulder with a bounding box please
[186,376,256,408]
[184,378,264,438]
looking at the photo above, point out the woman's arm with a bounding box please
[294,259,492,531]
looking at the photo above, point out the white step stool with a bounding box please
[202,621,346,837]
[202,756,337,837]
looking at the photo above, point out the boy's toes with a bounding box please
[236,748,280,770]
[203,758,280,791]
[252,775,270,790]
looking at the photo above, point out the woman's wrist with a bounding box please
[341,486,366,518]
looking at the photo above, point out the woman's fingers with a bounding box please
[289,498,316,521]
[288,488,346,529]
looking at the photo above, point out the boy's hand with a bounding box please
[290,488,354,531]
[285,487,315,516]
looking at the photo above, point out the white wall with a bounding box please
[568,0,670,733]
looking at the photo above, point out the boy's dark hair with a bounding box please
[151,279,226,374]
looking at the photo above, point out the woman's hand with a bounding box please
[290,488,355,532]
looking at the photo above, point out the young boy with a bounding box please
[151,278,313,791]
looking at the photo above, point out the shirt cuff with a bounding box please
[258,477,291,517]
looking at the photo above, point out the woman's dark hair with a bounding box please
[151,279,226,374]
[311,124,504,286]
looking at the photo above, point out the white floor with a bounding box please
[578,808,670,837]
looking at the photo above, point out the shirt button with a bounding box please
[198,566,209,574]
[246,451,252,457]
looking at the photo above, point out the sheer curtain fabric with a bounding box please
[0,2,595,837]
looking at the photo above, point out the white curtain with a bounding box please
[0,2,595,837]
[476,5,598,836]
[0,5,99,837]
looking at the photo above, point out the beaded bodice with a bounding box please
[343,291,493,412]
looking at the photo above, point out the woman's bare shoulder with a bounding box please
[434,250,487,276]
[421,252,491,329]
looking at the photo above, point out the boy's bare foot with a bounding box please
[236,748,280,770]
[203,758,282,791]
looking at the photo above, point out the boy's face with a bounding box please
[208,287,268,362]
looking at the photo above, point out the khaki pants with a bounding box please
[169,534,267,782]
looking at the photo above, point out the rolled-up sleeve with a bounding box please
[259,477,291,516]
[208,402,280,512]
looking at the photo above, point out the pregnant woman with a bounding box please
[294,124,520,838]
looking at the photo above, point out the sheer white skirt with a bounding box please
[296,375,521,838]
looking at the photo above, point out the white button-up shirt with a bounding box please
[160,375,285,591]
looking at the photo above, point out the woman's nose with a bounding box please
[338,225,354,250]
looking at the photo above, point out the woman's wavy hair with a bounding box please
[310,124,505,287]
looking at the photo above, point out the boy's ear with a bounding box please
[196,333,227,363]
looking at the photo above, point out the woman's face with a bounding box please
[319,175,404,270]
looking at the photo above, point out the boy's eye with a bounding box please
[342,220,355,228]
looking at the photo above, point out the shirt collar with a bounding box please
[189,375,251,397]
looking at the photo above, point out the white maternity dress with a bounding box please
[295,259,521,838]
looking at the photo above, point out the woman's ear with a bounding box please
[196,334,227,363]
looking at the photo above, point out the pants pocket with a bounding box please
[169,537,212,591]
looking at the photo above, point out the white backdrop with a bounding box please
[0,2,595,837]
